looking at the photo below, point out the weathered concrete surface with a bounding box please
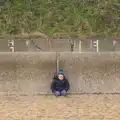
[60,52,120,93]
[0,52,120,94]
[1,38,120,52]
[0,53,56,95]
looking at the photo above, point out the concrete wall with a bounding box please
[60,52,120,93]
[0,52,120,95]
[1,39,120,52]
[0,53,56,95]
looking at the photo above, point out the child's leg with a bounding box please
[54,91,60,96]
[60,90,67,96]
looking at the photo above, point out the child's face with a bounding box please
[58,74,64,80]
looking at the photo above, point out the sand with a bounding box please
[0,94,120,120]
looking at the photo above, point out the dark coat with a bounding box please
[51,76,70,92]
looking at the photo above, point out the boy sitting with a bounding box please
[51,70,70,96]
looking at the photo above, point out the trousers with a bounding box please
[54,90,67,96]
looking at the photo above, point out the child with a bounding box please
[51,70,70,96]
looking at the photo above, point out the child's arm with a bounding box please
[51,80,56,93]
[64,79,70,92]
